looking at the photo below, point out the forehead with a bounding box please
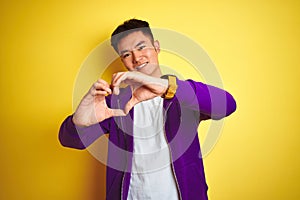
[117,31,152,53]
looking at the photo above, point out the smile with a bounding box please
[135,62,148,70]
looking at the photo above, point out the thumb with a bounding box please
[124,97,138,115]
[111,109,126,117]
[113,85,120,95]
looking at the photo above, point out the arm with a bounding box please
[58,78,116,149]
[59,72,168,149]
[58,114,111,150]
[175,79,236,120]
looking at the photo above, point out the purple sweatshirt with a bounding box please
[59,79,236,200]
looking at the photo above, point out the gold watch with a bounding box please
[161,75,178,99]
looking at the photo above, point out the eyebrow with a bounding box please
[119,41,146,55]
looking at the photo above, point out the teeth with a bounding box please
[136,63,147,70]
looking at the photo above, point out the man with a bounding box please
[59,19,236,200]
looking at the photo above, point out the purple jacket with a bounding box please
[59,79,236,200]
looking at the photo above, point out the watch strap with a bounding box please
[161,75,178,99]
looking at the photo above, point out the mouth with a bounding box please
[135,62,148,70]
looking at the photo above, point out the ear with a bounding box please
[153,40,160,53]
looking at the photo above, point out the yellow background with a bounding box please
[0,0,299,199]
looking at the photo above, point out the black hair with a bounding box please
[111,19,154,52]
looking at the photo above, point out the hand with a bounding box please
[72,79,125,127]
[111,71,168,114]
[72,72,168,127]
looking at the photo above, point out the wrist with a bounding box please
[159,78,169,93]
[161,75,178,99]
[72,114,89,128]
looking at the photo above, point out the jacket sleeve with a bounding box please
[58,115,111,150]
[175,79,236,120]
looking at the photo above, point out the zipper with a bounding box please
[121,173,125,200]
[118,99,127,200]
[164,129,183,200]
[163,101,183,200]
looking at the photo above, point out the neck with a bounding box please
[150,65,163,78]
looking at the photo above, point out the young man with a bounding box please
[59,19,236,200]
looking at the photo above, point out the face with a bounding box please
[117,31,162,77]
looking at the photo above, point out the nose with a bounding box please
[132,50,142,63]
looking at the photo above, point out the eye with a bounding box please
[137,45,146,51]
[121,53,131,58]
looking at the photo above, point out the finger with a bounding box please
[111,72,127,95]
[124,98,138,115]
[97,78,109,86]
[113,86,120,95]
[111,73,127,89]
[93,81,112,94]
[91,89,109,96]
[111,109,126,117]
[111,72,126,86]
[97,79,111,91]
[113,71,149,88]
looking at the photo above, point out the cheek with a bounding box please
[148,51,159,62]
[121,59,133,70]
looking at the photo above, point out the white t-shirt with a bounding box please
[127,97,179,200]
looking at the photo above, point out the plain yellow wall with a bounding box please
[0,0,299,199]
